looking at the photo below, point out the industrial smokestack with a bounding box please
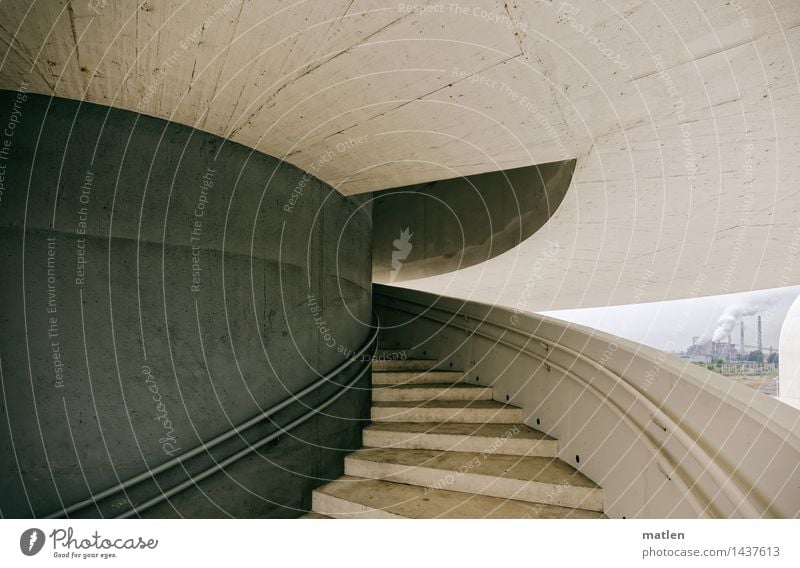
[712,295,781,343]
[740,321,745,357]
[757,315,763,353]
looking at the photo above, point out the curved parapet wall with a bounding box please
[374,284,800,518]
[779,294,800,410]
[372,160,575,283]
[0,91,373,518]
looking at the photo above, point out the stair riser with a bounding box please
[371,407,524,424]
[371,387,493,402]
[362,429,558,457]
[373,360,438,372]
[372,372,464,385]
[375,349,411,358]
[312,491,402,519]
[344,458,603,512]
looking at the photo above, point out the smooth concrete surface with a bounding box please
[0,92,372,518]
[371,383,493,402]
[374,284,800,518]
[393,0,800,309]
[133,370,371,519]
[371,400,525,424]
[3,2,798,309]
[363,422,558,457]
[779,294,800,409]
[312,476,605,519]
[344,447,603,512]
[372,160,574,282]
[374,349,413,358]
[372,358,439,371]
[314,344,599,518]
[372,370,464,385]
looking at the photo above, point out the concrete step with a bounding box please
[344,447,603,512]
[371,383,493,402]
[372,358,439,372]
[312,476,605,519]
[362,422,558,457]
[376,348,411,356]
[372,370,464,385]
[371,400,524,424]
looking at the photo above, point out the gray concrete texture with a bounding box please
[372,160,574,282]
[0,91,373,517]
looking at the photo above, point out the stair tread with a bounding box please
[372,400,520,410]
[372,382,488,390]
[373,359,440,368]
[364,421,554,440]
[314,476,604,519]
[371,371,465,386]
[349,447,598,489]
[372,370,461,375]
[375,358,438,363]
[327,341,604,517]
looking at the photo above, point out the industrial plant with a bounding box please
[680,315,778,396]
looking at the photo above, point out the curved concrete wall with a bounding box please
[0,91,372,518]
[372,160,574,283]
[375,284,800,518]
[779,294,800,410]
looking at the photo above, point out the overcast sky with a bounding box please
[542,286,800,353]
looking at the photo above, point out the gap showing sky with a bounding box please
[542,286,800,354]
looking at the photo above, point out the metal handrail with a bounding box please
[46,320,379,519]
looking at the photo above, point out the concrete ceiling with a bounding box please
[0,0,579,194]
[395,0,800,310]
[2,0,800,308]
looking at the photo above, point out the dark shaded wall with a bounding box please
[372,160,574,282]
[0,91,372,518]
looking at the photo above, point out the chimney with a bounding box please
[740,320,745,357]
[757,315,763,353]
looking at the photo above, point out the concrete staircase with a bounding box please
[308,351,605,518]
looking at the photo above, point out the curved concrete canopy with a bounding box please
[372,160,575,282]
[2,1,800,308]
[392,1,800,309]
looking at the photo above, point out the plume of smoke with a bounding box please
[712,299,775,342]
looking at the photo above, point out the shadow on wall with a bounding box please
[0,91,373,518]
[371,159,575,283]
